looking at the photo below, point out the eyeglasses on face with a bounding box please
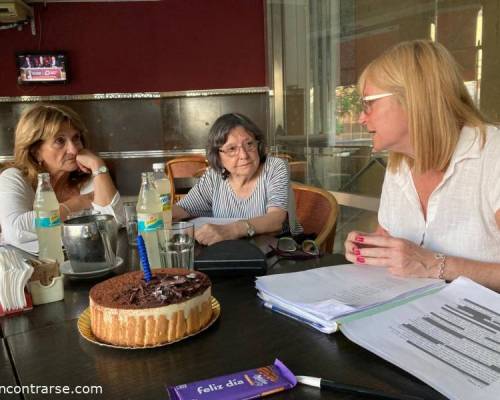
[277,237,319,256]
[361,92,393,114]
[219,140,259,157]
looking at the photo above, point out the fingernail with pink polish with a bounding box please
[354,248,360,256]
[357,256,365,263]
[355,236,364,242]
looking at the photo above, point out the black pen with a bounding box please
[296,376,424,400]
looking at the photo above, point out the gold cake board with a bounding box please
[78,297,220,349]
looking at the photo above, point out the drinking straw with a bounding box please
[136,235,152,282]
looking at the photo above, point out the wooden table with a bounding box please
[0,339,21,399]
[0,237,446,399]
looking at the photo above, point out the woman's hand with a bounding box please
[76,149,117,208]
[195,223,239,246]
[345,231,439,278]
[75,149,105,174]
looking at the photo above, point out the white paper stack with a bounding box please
[0,248,34,313]
[256,264,445,333]
[339,277,500,400]
[12,240,39,256]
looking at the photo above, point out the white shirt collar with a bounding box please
[395,125,483,184]
[451,125,482,162]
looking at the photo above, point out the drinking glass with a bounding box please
[124,202,138,246]
[159,222,195,269]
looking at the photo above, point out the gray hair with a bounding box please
[206,113,266,179]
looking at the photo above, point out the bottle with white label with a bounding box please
[152,162,172,228]
[136,172,164,268]
[33,173,64,264]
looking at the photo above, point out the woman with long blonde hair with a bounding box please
[0,103,124,245]
[344,39,500,291]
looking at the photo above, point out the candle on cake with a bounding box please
[137,235,152,282]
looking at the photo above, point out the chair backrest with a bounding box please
[193,166,208,178]
[289,161,307,182]
[166,156,208,200]
[292,182,339,253]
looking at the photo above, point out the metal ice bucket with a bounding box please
[62,214,118,273]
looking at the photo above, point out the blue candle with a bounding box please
[137,235,152,282]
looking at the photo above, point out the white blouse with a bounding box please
[0,167,125,245]
[178,156,303,235]
[378,125,500,263]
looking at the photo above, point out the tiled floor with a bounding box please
[333,205,379,254]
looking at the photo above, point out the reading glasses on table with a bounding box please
[268,237,320,261]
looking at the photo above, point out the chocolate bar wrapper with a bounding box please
[167,359,296,400]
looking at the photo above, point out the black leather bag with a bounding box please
[194,240,267,277]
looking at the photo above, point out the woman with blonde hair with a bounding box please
[0,103,124,245]
[344,39,500,291]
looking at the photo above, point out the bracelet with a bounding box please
[60,203,72,215]
[435,253,447,280]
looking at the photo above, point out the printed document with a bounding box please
[340,277,500,400]
[256,264,444,330]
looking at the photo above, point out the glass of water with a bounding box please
[160,222,195,270]
[124,202,138,246]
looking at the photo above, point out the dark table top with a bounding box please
[1,339,21,399]
[0,235,446,400]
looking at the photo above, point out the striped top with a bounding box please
[177,156,303,235]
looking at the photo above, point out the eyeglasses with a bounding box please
[267,237,320,260]
[278,237,319,254]
[219,140,259,158]
[361,92,393,114]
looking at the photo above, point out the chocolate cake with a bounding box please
[89,269,212,347]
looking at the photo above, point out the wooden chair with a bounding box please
[166,156,208,202]
[193,166,208,178]
[292,182,339,253]
[289,161,307,182]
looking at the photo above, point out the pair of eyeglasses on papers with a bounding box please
[267,237,320,260]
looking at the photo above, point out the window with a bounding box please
[267,0,495,252]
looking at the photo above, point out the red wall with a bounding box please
[0,0,266,96]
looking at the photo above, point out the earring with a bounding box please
[38,160,43,166]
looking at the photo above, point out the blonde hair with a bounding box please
[359,39,488,174]
[9,103,90,189]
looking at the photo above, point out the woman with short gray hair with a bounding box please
[173,113,302,246]
[205,113,267,179]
